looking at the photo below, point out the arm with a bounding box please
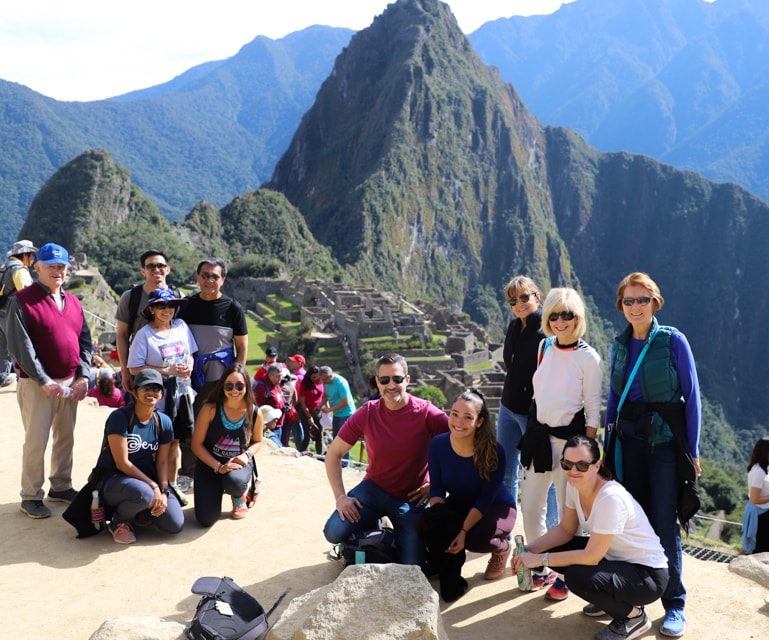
[325,435,359,521]
[115,319,134,391]
[583,349,603,439]
[512,507,581,571]
[107,433,164,511]
[749,486,769,506]
[191,404,224,473]
[234,334,248,366]
[672,332,702,473]
[70,310,93,401]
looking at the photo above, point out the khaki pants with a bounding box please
[17,377,77,500]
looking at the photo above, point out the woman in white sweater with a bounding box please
[518,287,602,601]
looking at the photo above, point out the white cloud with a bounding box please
[0,0,575,101]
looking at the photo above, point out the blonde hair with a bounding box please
[541,287,587,339]
[503,275,540,304]
[615,272,664,312]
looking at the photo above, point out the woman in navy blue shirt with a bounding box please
[424,390,516,602]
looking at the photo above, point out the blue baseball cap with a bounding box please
[36,243,69,265]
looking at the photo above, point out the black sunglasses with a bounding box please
[224,382,246,391]
[508,292,537,306]
[622,296,652,307]
[560,458,597,472]
[377,375,407,385]
[143,262,168,270]
[548,310,576,322]
[140,384,164,394]
[151,302,176,310]
[200,272,222,281]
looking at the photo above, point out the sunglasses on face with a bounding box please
[151,302,176,310]
[549,310,576,322]
[560,458,596,472]
[200,272,222,281]
[508,292,536,306]
[144,263,168,271]
[377,375,407,385]
[224,382,246,391]
[140,384,164,394]
[622,296,652,307]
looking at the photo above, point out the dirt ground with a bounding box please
[1,383,768,639]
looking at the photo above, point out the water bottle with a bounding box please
[514,534,533,591]
[60,386,73,398]
[91,489,106,531]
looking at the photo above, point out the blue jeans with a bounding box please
[102,473,184,534]
[323,479,426,565]
[193,459,252,527]
[332,415,351,467]
[497,405,558,529]
[621,439,684,611]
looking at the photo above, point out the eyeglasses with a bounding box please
[151,302,176,310]
[377,375,407,385]
[140,384,164,394]
[548,310,576,322]
[143,262,168,271]
[560,458,597,472]
[508,292,537,306]
[622,296,652,307]
[200,272,222,281]
[224,382,246,392]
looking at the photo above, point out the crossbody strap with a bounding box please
[616,326,658,417]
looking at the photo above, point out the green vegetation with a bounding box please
[409,385,448,410]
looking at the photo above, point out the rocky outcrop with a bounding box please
[88,615,185,640]
[267,564,448,640]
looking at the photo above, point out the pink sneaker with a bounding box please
[110,522,136,544]
[531,569,557,591]
[545,577,570,601]
[232,496,248,519]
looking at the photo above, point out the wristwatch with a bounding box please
[245,450,254,460]
[161,487,171,495]
[542,552,550,569]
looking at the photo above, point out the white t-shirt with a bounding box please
[748,464,769,510]
[565,480,668,569]
[127,318,198,412]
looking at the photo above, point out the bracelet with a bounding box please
[150,483,159,490]
[335,493,346,503]
[161,487,171,495]
[460,528,467,534]
[215,462,222,474]
[245,449,254,460]
[542,552,550,569]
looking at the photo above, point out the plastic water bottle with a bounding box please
[91,489,105,531]
[514,534,533,591]
[61,386,73,398]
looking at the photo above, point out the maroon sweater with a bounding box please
[15,283,86,380]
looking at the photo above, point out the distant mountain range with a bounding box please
[20,0,768,469]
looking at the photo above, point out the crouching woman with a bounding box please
[98,369,184,544]
[513,435,668,640]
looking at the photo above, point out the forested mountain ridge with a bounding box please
[0,26,353,251]
[470,0,769,202]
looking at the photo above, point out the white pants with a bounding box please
[520,434,567,545]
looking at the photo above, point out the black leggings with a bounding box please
[551,536,669,620]
[193,460,251,527]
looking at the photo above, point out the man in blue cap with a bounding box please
[6,242,92,519]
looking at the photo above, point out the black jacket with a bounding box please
[500,310,543,414]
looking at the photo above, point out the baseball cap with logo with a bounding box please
[36,243,69,265]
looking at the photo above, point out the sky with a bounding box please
[0,1,576,102]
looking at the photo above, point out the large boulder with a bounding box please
[88,615,186,640]
[729,552,769,590]
[267,563,447,640]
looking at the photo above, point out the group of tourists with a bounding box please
[320,273,704,640]
[2,236,761,639]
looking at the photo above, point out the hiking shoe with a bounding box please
[0,375,14,388]
[110,521,136,544]
[531,569,557,591]
[484,542,512,580]
[545,577,570,601]
[176,475,193,492]
[20,500,51,519]
[660,608,686,637]
[232,496,248,519]
[169,481,189,506]
[583,602,607,617]
[595,608,651,640]
[48,487,78,503]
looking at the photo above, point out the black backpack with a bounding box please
[186,577,286,640]
[333,527,398,566]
